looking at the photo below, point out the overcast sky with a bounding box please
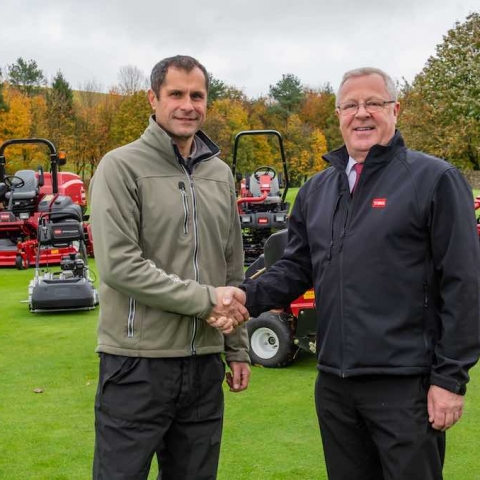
[1,0,477,98]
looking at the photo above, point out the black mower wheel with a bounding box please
[247,312,294,367]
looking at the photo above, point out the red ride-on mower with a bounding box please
[0,138,91,268]
[232,130,290,266]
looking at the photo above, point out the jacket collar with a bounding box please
[141,115,220,167]
[323,130,405,170]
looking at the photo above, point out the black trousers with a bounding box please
[315,373,445,480]
[93,353,225,480]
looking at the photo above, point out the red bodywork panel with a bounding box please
[39,172,87,209]
[290,289,315,317]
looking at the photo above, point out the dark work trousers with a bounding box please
[93,353,225,480]
[315,373,446,480]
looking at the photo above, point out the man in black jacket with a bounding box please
[239,67,480,479]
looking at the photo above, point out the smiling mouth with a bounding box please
[353,126,374,131]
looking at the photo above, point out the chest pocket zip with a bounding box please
[178,181,189,234]
[328,193,343,260]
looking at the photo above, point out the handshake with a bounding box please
[206,286,250,335]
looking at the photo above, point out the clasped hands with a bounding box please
[207,286,250,334]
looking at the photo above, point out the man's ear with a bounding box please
[147,89,157,109]
[393,102,400,119]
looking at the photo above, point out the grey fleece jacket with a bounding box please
[89,116,249,362]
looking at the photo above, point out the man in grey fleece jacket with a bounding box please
[90,55,250,480]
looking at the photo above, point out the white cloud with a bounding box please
[1,0,477,96]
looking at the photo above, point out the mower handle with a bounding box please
[0,138,60,194]
[231,130,290,204]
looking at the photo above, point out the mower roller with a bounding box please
[232,130,290,266]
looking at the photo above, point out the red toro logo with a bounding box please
[372,198,387,208]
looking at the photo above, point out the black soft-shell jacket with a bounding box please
[243,131,480,394]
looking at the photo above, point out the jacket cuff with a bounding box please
[197,285,217,319]
[224,324,250,364]
[430,372,467,395]
[225,351,251,364]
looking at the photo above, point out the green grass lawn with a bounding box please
[1,214,480,478]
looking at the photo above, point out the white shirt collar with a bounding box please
[346,156,358,174]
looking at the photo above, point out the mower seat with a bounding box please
[5,170,39,201]
[264,228,288,269]
[249,174,281,198]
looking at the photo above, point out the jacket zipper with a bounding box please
[181,166,200,355]
[127,297,136,338]
[338,190,351,377]
[178,181,189,234]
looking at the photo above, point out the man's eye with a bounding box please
[367,101,383,108]
[342,103,357,111]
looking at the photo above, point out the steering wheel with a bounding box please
[4,175,25,189]
[253,166,277,181]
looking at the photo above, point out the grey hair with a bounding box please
[150,55,209,97]
[336,67,397,105]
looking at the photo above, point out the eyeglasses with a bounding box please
[336,99,396,116]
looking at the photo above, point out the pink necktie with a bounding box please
[352,162,364,194]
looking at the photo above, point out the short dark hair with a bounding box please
[150,55,209,97]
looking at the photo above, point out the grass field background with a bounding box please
[1,186,480,479]
[1,263,480,479]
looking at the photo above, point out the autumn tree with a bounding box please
[204,98,252,167]
[7,58,46,97]
[110,90,151,145]
[208,74,227,104]
[300,85,343,151]
[72,83,120,179]
[117,65,148,95]
[29,95,48,139]
[269,73,305,123]
[46,71,75,151]
[399,12,480,170]
[0,85,32,171]
[0,69,7,112]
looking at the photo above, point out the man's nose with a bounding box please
[355,103,371,117]
[180,96,194,110]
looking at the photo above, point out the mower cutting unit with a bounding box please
[28,194,98,313]
[0,138,91,268]
[232,130,290,266]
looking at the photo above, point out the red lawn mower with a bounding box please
[0,138,93,269]
[232,130,290,266]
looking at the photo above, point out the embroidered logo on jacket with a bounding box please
[372,198,387,208]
